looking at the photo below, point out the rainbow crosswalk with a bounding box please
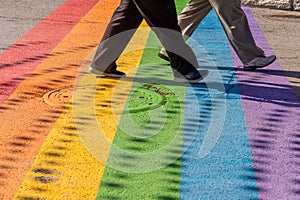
[0,0,299,199]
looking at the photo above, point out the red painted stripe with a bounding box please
[0,0,98,105]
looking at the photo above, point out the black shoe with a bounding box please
[174,69,209,83]
[244,55,276,70]
[89,67,126,78]
[158,51,170,62]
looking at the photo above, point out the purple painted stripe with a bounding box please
[230,7,300,199]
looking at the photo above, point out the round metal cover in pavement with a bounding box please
[42,88,73,107]
[128,85,166,113]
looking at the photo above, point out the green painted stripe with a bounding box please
[96,1,189,199]
[96,33,184,200]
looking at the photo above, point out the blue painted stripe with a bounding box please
[180,10,259,199]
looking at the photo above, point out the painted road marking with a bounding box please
[1,0,299,199]
[233,7,300,199]
[95,0,192,198]
[14,20,150,200]
[180,10,258,199]
[0,0,99,106]
[95,31,185,199]
[0,0,119,199]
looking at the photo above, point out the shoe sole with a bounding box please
[158,52,170,62]
[244,55,276,70]
[174,70,209,83]
[89,67,126,78]
[102,72,126,78]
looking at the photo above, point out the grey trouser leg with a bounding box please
[178,0,264,64]
[91,0,199,75]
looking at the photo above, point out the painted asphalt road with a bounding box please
[0,0,300,199]
[234,8,300,199]
[0,0,66,53]
[180,11,256,199]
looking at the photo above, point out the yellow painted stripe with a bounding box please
[14,4,150,200]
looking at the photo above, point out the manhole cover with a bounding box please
[264,13,300,22]
[128,86,166,113]
[43,88,73,107]
[44,85,169,111]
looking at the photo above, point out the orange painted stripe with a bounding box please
[0,0,119,199]
[14,24,150,198]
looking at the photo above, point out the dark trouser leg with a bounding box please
[132,0,200,75]
[91,0,143,72]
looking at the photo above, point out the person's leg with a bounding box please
[158,0,211,61]
[178,0,212,39]
[180,0,275,69]
[158,0,275,69]
[91,0,143,73]
[132,0,206,79]
[209,0,264,64]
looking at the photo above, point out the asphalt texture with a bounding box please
[250,7,300,101]
[0,0,66,53]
